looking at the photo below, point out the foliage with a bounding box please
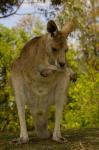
[62,49,99,128]
[55,0,99,129]
[16,15,45,37]
[0,25,29,131]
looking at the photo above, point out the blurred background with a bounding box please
[0,0,99,132]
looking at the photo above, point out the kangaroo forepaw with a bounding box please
[40,69,54,77]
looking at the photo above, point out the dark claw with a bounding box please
[70,73,77,82]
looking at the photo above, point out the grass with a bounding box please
[0,128,99,150]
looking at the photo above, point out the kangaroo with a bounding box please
[11,20,76,143]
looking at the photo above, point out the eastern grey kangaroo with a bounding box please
[11,20,76,143]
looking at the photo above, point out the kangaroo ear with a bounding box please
[62,20,76,37]
[47,20,58,36]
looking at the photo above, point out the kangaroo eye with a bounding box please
[52,47,58,52]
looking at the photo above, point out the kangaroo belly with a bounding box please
[30,81,53,96]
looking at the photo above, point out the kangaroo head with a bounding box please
[46,20,75,68]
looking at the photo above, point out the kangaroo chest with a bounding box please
[23,71,60,96]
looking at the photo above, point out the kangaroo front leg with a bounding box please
[52,101,67,143]
[52,75,69,143]
[17,102,29,144]
[13,92,29,144]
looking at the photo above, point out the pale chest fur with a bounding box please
[23,69,68,96]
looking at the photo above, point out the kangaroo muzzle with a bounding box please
[59,62,66,68]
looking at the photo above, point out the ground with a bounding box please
[0,128,99,150]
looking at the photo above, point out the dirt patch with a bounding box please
[0,128,99,150]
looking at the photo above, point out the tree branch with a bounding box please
[0,0,24,18]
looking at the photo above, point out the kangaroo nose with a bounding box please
[59,62,66,68]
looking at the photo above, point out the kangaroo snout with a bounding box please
[59,62,66,68]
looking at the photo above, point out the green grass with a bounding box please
[0,128,99,150]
